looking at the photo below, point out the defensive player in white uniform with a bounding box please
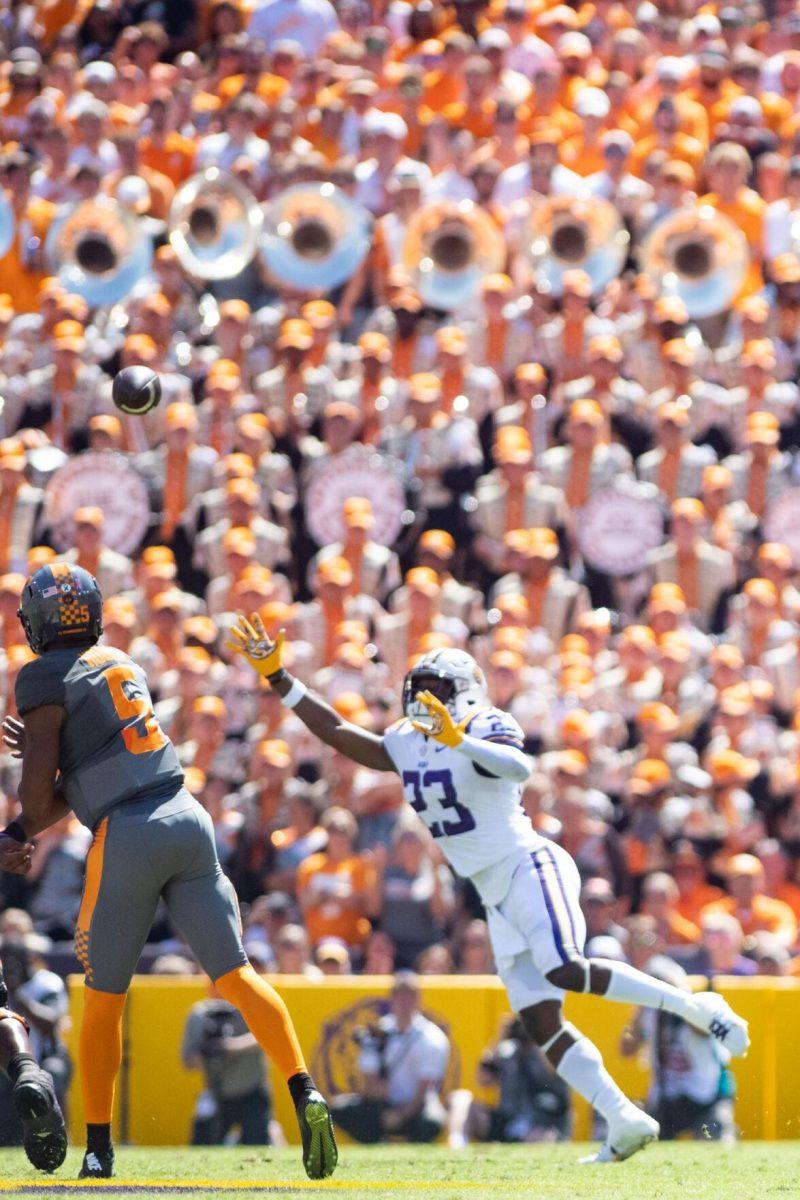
[230,615,750,1163]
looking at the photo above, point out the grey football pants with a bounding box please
[75,790,248,993]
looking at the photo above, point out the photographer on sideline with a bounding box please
[331,972,450,1143]
[181,989,273,1146]
[620,956,736,1142]
[448,1016,571,1147]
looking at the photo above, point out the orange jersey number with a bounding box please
[103,665,167,755]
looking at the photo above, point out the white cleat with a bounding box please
[580,1108,660,1164]
[687,992,750,1058]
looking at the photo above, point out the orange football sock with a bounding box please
[215,964,307,1080]
[80,989,126,1124]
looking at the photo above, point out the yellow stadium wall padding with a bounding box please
[65,975,797,1145]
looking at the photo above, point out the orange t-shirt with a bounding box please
[139,133,196,186]
[299,117,342,163]
[701,894,798,944]
[665,910,701,946]
[0,197,55,314]
[35,0,93,46]
[685,80,739,120]
[676,883,724,926]
[631,132,705,178]
[441,99,497,140]
[774,881,800,921]
[699,188,766,251]
[296,852,376,947]
[633,95,710,147]
[560,135,606,177]
[523,102,582,141]
[423,68,462,114]
[699,187,765,298]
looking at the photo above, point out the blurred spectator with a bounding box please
[581,878,627,956]
[271,924,321,979]
[296,808,380,951]
[181,988,272,1145]
[331,973,450,1144]
[448,1015,571,1147]
[376,824,455,969]
[315,938,352,976]
[621,957,736,1142]
[675,913,758,978]
[454,920,494,975]
[702,854,798,949]
[640,872,701,948]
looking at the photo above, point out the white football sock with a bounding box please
[594,958,694,1018]
[556,1036,631,1123]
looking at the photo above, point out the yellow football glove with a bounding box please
[411,690,470,748]
[227,613,285,679]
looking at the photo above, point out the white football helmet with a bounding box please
[402,648,489,723]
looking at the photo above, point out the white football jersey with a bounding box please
[383,706,542,906]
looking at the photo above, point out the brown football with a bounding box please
[111,366,162,415]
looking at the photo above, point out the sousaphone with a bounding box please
[525,195,629,298]
[45,196,153,307]
[169,167,263,280]
[640,206,749,318]
[260,183,371,290]
[403,199,505,311]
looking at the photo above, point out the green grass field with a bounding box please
[0,1143,799,1198]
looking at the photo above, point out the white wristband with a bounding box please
[282,679,308,709]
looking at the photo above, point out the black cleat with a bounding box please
[79,1148,115,1178]
[12,1065,67,1174]
[297,1090,338,1180]
[13,1066,67,1174]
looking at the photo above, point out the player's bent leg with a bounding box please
[544,957,750,1058]
[519,999,659,1164]
[0,1008,67,1173]
[214,965,338,1178]
[494,848,660,1162]
[161,805,337,1180]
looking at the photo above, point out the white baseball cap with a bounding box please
[556,31,592,58]
[656,56,689,82]
[575,87,610,119]
[363,110,408,140]
[478,28,512,51]
[82,60,117,85]
[730,95,763,122]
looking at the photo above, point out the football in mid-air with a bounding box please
[112,366,162,415]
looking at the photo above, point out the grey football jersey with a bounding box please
[16,645,184,831]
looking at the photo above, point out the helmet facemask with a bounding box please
[402,654,488,727]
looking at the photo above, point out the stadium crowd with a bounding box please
[3,0,800,1019]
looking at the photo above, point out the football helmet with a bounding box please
[402,648,489,724]
[18,563,103,655]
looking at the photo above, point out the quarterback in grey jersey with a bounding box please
[1,566,337,1182]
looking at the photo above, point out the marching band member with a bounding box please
[490,527,589,640]
[647,498,736,634]
[636,403,716,504]
[308,499,401,606]
[471,429,566,577]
